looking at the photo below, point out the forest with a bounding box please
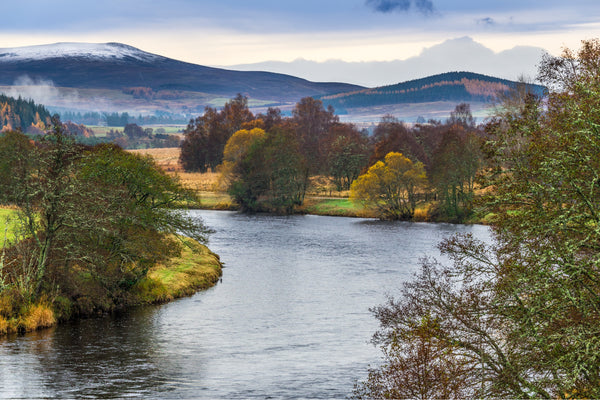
[179,94,483,221]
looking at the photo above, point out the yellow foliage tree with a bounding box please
[217,128,265,190]
[350,152,427,220]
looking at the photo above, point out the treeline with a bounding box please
[320,71,546,109]
[59,110,189,126]
[0,94,52,133]
[180,94,483,221]
[0,118,210,332]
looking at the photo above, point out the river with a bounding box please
[0,210,490,399]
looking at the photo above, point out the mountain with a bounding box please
[0,42,363,104]
[225,37,547,87]
[319,71,546,123]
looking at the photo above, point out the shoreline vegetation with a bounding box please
[0,130,220,338]
[129,147,487,224]
[0,204,222,336]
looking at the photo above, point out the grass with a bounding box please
[300,198,374,218]
[134,236,223,303]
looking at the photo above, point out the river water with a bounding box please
[0,211,490,399]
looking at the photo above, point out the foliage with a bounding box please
[355,39,600,398]
[324,123,370,190]
[0,94,51,132]
[429,124,482,221]
[368,115,428,167]
[0,121,210,315]
[229,125,308,213]
[180,94,254,172]
[292,97,338,174]
[350,152,427,220]
[217,127,266,190]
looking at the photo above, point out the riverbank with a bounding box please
[0,208,222,336]
[128,147,485,223]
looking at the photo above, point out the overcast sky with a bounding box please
[2,0,600,66]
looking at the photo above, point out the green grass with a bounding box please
[0,208,19,243]
[133,236,223,303]
[199,192,236,210]
[300,198,375,218]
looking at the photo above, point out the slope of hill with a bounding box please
[319,71,546,111]
[0,94,52,132]
[0,42,363,103]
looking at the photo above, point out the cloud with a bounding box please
[477,17,496,26]
[365,0,434,14]
[1,75,119,112]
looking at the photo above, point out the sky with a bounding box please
[2,0,600,67]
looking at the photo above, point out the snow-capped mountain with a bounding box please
[0,42,363,103]
[0,42,161,63]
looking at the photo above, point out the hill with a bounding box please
[0,42,363,105]
[319,71,546,112]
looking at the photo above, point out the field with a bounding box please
[89,125,185,137]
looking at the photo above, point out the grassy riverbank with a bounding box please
[0,206,222,336]
[133,236,222,303]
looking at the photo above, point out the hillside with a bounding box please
[0,43,363,104]
[0,94,52,132]
[320,71,546,112]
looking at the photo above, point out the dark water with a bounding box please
[0,211,490,399]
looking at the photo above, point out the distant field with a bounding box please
[129,147,183,172]
[89,125,185,137]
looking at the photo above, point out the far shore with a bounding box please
[129,147,487,223]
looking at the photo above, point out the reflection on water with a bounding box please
[0,211,490,399]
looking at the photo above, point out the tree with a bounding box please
[229,125,308,213]
[429,124,482,221]
[355,39,600,398]
[123,123,145,139]
[180,94,254,172]
[369,115,427,167]
[350,152,427,220]
[217,127,266,190]
[0,121,210,312]
[292,97,338,174]
[323,123,370,191]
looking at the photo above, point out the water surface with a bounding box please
[0,211,490,398]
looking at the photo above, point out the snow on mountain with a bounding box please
[0,42,161,62]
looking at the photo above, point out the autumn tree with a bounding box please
[350,152,427,220]
[180,94,254,172]
[292,97,338,174]
[217,127,265,190]
[123,123,146,139]
[355,39,600,398]
[369,115,427,167]
[229,125,307,213]
[429,123,482,221]
[323,123,370,190]
[0,121,209,312]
